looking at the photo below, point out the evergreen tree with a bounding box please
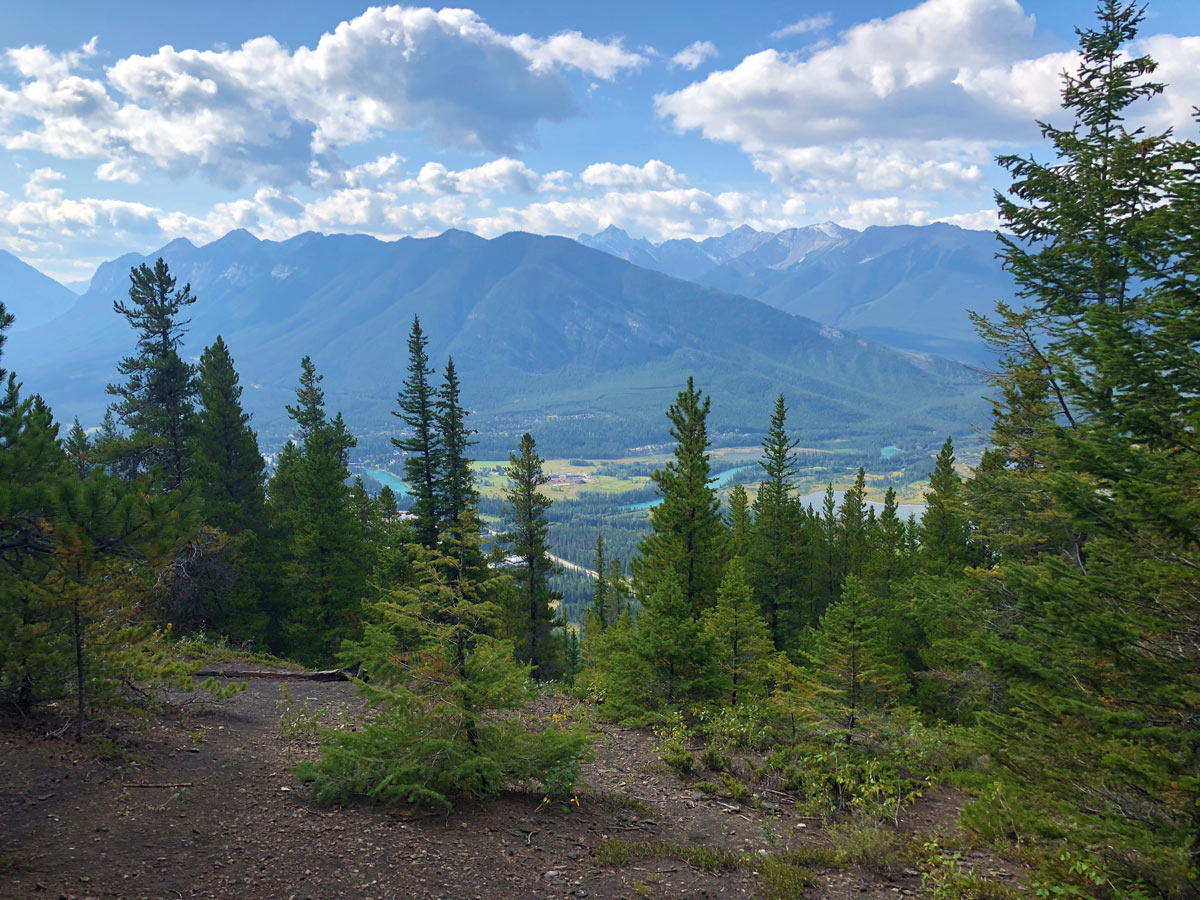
[272,358,370,664]
[803,575,906,732]
[969,4,1200,887]
[748,393,809,643]
[105,258,197,490]
[920,438,971,575]
[434,358,476,537]
[498,433,562,679]
[839,468,869,578]
[726,483,751,558]
[64,419,92,479]
[632,377,726,615]
[300,507,591,810]
[606,557,629,620]
[634,571,722,706]
[285,355,326,443]
[190,337,267,537]
[587,533,609,631]
[702,558,773,705]
[394,316,440,548]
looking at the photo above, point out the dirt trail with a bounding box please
[0,677,1016,900]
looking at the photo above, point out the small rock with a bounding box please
[543,870,559,879]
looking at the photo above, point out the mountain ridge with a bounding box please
[576,222,1013,363]
[5,228,986,458]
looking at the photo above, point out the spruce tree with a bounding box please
[434,358,476,537]
[631,377,726,616]
[702,558,773,705]
[587,533,609,631]
[969,4,1200,887]
[64,419,92,479]
[920,438,970,575]
[273,358,370,664]
[105,258,197,490]
[803,575,906,732]
[300,507,591,809]
[838,468,869,578]
[285,355,325,443]
[606,557,629,619]
[394,316,440,548]
[726,483,751,559]
[748,394,806,643]
[190,337,266,537]
[634,571,722,706]
[498,433,562,679]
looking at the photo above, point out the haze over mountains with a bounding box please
[0,249,80,332]
[6,224,994,458]
[578,222,1014,364]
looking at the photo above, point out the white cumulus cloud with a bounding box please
[0,7,646,189]
[671,41,717,71]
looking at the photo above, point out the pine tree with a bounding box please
[803,575,906,732]
[632,377,726,616]
[606,557,629,620]
[634,571,722,706]
[64,419,92,479]
[285,355,325,444]
[434,358,476,537]
[105,258,197,490]
[394,316,440,548]
[272,358,370,664]
[587,533,609,631]
[839,468,869,578]
[920,438,970,575]
[969,4,1200,887]
[300,503,591,810]
[702,558,773,705]
[190,337,266,537]
[726,483,751,558]
[498,433,562,679]
[748,393,807,644]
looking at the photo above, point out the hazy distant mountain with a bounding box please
[65,279,92,296]
[5,229,986,457]
[0,249,79,332]
[578,222,1013,363]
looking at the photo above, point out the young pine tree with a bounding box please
[190,337,267,537]
[633,571,723,707]
[272,358,370,664]
[803,575,906,732]
[499,433,562,680]
[632,377,726,616]
[702,558,773,705]
[301,492,590,810]
[393,315,440,548]
[920,438,971,575]
[587,533,609,632]
[105,258,197,490]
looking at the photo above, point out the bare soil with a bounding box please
[0,675,1021,900]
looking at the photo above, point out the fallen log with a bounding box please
[194,668,350,681]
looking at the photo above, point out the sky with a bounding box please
[1,0,1198,282]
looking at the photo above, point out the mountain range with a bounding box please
[0,249,81,332]
[2,227,988,459]
[577,222,1014,364]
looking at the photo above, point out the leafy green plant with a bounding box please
[276,685,322,739]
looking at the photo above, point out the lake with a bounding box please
[365,468,408,497]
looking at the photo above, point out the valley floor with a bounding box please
[0,677,1022,900]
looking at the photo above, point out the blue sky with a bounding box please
[1,0,1198,281]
